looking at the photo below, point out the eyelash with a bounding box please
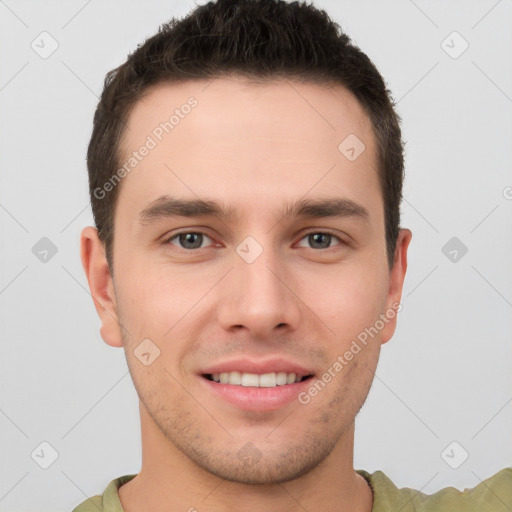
[162,230,347,252]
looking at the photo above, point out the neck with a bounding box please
[118,401,373,512]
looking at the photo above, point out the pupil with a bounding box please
[311,233,330,249]
[180,233,202,249]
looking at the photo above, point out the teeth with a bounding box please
[231,371,242,385]
[241,373,259,386]
[209,371,306,387]
[286,372,296,384]
[259,372,276,387]
[276,372,288,385]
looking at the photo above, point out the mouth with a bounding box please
[198,361,314,413]
[202,371,314,387]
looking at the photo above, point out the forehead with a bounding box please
[121,76,375,154]
[116,77,381,227]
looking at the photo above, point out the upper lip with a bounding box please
[200,357,314,378]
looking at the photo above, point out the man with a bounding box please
[75,0,511,510]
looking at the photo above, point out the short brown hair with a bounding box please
[87,0,404,272]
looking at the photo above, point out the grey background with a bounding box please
[0,0,511,511]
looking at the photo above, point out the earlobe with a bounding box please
[80,226,123,348]
[380,228,413,345]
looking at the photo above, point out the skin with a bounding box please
[81,77,412,512]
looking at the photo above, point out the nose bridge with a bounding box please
[218,235,300,333]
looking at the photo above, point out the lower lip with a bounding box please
[199,375,314,412]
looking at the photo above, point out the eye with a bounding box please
[296,231,344,250]
[163,230,346,252]
[165,231,214,250]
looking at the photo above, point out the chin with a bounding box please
[181,436,335,485]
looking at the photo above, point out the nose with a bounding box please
[217,242,301,338]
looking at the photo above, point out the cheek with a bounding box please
[302,264,388,343]
[116,261,202,337]
[115,263,216,382]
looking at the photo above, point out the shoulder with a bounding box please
[72,495,102,512]
[357,467,512,512]
[71,474,137,512]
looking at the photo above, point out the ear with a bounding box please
[380,228,412,345]
[80,226,123,348]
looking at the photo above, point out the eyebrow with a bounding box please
[138,195,370,225]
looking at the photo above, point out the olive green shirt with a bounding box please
[72,467,512,511]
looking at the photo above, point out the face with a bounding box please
[82,77,411,485]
